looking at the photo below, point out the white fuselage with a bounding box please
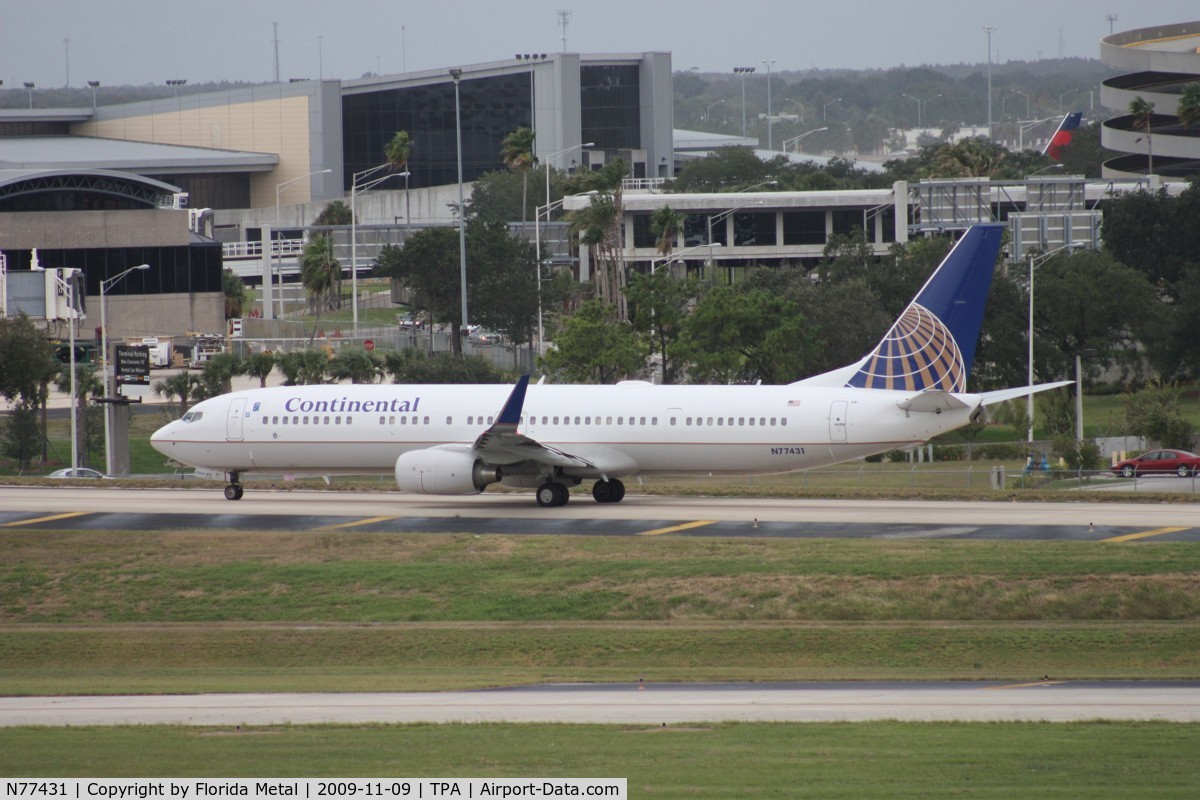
[151,381,979,481]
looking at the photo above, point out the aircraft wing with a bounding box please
[979,381,1073,406]
[470,376,596,469]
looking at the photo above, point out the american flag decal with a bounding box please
[845,303,966,392]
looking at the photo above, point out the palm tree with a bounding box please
[1178,83,1200,128]
[299,234,342,343]
[385,130,413,224]
[329,349,384,384]
[195,352,244,399]
[650,205,684,263]
[278,349,330,386]
[501,127,536,224]
[1129,96,1155,176]
[152,371,200,416]
[244,351,276,388]
[569,190,626,317]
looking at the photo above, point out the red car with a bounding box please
[1111,449,1200,478]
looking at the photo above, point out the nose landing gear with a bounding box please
[223,472,244,501]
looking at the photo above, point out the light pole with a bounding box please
[23,82,34,109]
[166,78,187,98]
[350,164,406,336]
[733,66,755,137]
[100,263,149,475]
[1018,117,1055,151]
[534,196,569,354]
[1027,241,1085,442]
[782,127,827,154]
[1005,89,1029,119]
[450,68,468,339]
[704,99,723,123]
[903,93,941,128]
[87,81,99,112]
[984,25,998,138]
[542,142,593,213]
[823,97,841,122]
[650,242,722,275]
[276,168,332,210]
[762,60,776,150]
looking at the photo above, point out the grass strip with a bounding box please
[2,722,1199,798]
[4,621,1200,693]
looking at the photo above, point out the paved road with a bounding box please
[4,682,1200,726]
[0,487,1196,540]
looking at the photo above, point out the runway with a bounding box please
[0,485,1197,540]
[4,682,1200,726]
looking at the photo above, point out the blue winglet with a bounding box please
[846,224,1004,392]
[496,374,530,427]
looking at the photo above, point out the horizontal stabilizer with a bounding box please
[979,381,1073,406]
[897,390,973,414]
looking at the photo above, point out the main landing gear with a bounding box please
[536,482,570,507]
[592,478,625,504]
[224,472,244,501]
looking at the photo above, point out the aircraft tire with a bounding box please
[537,483,559,507]
[224,484,244,501]
[610,479,626,503]
[592,480,613,503]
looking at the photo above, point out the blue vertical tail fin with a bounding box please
[792,223,1004,391]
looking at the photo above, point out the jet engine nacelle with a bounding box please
[395,449,502,495]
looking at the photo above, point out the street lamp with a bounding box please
[100,263,149,475]
[650,242,722,275]
[762,60,776,149]
[704,99,724,122]
[984,25,998,137]
[823,97,841,122]
[534,197,568,354]
[1027,241,1086,442]
[1026,163,1065,177]
[1018,117,1055,151]
[902,93,941,128]
[542,142,593,212]
[276,168,333,209]
[87,81,99,112]
[350,164,407,336]
[1003,89,1029,120]
[450,67,468,337]
[23,82,34,109]
[732,66,755,137]
[782,127,827,153]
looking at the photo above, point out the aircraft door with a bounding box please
[226,397,247,441]
[829,400,848,443]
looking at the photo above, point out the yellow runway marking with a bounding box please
[983,680,1067,690]
[313,515,397,531]
[1,511,89,527]
[638,520,716,536]
[1104,526,1189,543]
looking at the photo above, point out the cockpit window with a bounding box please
[181,411,204,423]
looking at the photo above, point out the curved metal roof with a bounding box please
[0,168,183,209]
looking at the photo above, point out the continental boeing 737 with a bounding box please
[151,223,1067,507]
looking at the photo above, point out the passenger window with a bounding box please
[488,416,494,424]
[652,417,657,425]
[671,417,677,425]
[272,416,278,424]
[781,417,788,427]
[423,416,429,424]
[282,416,289,425]
[717,418,724,426]
[738,417,744,426]
[447,416,453,425]
[749,417,756,426]
[262,416,268,424]
[707,417,714,426]
[303,416,309,425]
[335,416,341,425]
[770,418,777,426]
[323,416,329,425]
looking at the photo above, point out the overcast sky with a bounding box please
[3,1,1197,88]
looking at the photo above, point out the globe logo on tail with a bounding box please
[846,303,967,392]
